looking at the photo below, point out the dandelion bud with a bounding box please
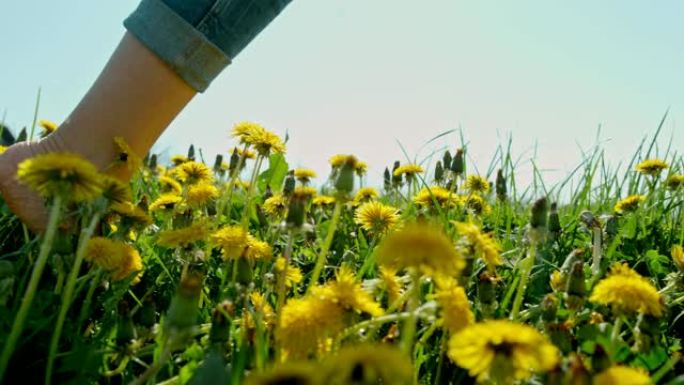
[546,322,573,354]
[189,349,229,385]
[383,167,392,190]
[116,301,137,345]
[286,194,306,228]
[633,314,660,352]
[564,261,585,311]
[434,161,444,183]
[148,153,158,170]
[579,210,600,229]
[541,294,559,322]
[138,298,157,328]
[442,150,452,171]
[391,161,402,186]
[334,158,356,195]
[213,154,223,173]
[187,144,195,161]
[560,249,584,278]
[603,215,619,239]
[530,197,549,229]
[209,301,234,346]
[567,353,591,385]
[16,127,27,143]
[283,174,296,196]
[229,148,240,173]
[495,169,507,201]
[548,202,561,240]
[591,345,611,373]
[451,148,465,175]
[165,272,203,332]
[477,272,498,315]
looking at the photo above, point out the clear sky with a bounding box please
[1,1,682,190]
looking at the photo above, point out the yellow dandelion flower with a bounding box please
[378,266,402,305]
[149,193,182,212]
[110,201,152,227]
[614,195,645,214]
[376,222,465,277]
[465,175,490,193]
[159,175,182,194]
[313,266,384,317]
[413,186,461,209]
[275,257,303,288]
[39,119,58,136]
[293,186,317,199]
[85,238,143,282]
[210,226,248,260]
[322,345,412,385]
[17,152,103,202]
[453,221,502,269]
[329,154,358,169]
[0,145,6,154]
[100,175,132,204]
[111,243,143,282]
[244,235,273,261]
[312,195,336,206]
[263,193,288,218]
[672,245,684,270]
[589,263,664,317]
[636,158,668,177]
[465,194,490,215]
[244,292,276,330]
[186,182,219,208]
[594,365,651,385]
[294,168,317,181]
[231,121,264,144]
[354,160,368,175]
[431,276,474,334]
[352,187,379,205]
[228,146,256,160]
[393,164,424,177]
[174,161,213,185]
[157,221,211,248]
[550,270,565,292]
[170,155,188,166]
[666,174,684,190]
[354,201,400,235]
[448,320,559,383]
[277,295,345,359]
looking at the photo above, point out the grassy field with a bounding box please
[0,120,682,385]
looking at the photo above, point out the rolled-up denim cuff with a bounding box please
[124,0,230,92]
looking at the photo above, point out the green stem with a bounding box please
[651,352,681,384]
[590,226,603,279]
[75,269,103,340]
[434,334,449,385]
[240,155,264,229]
[510,242,537,320]
[611,316,623,345]
[45,212,101,385]
[400,271,421,355]
[276,230,296,314]
[308,200,343,291]
[0,195,62,382]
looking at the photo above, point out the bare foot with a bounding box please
[0,142,51,232]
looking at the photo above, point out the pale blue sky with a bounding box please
[1,1,682,189]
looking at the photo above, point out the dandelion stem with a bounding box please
[308,199,343,290]
[45,211,101,385]
[610,316,623,345]
[75,269,103,339]
[0,195,62,382]
[240,154,264,229]
[590,226,603,280]
[510,242,537,320]
[400,271,421,355]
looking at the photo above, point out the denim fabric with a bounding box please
[124,0,292,92]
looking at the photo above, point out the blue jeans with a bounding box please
[124,0,292,92]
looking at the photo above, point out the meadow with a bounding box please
[0,119,682,385]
